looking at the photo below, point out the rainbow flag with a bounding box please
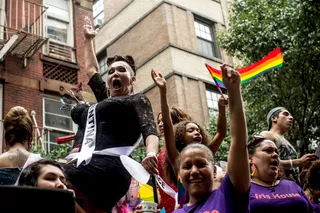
[177,175,186,208]
[206,48,284,88]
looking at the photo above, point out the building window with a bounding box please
[194,19,220,58]
[93,0,104,28]
[97,50,107,74]
[206,87,220,117]
[45,0,74,46]
[43,97,75,153]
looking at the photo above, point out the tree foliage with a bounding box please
[206,111,231,163]
[32,141,72,161]
[219,0,320,154]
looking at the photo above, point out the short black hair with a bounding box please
[247,135,270,155]
[107,55,136,76]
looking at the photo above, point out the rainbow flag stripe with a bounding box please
[177,176,186,208]
[206,48,284,88]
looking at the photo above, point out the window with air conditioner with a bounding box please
[43,97,76,153]
[93,0,104,29]
[44,0,75,62]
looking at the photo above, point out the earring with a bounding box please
[251,163,257,177]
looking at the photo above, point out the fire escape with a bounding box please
[0,0,48,67]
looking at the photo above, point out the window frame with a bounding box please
[194,17,221,59]
[93,0,104,29]
[205,85,221,117]
[44,0,74,47]
[97,50,107,74]
[42,96,76,153]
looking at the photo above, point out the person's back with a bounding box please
[0,106,33,184]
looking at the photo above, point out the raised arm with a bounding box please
[208,95,228,154]
[151,70,180,175]
[84,16,99,80]
[221,65,249,193]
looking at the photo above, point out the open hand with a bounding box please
[221,64,240,92]
[83,16,98,39]
[151,69,166,92]
[299,153,318,168]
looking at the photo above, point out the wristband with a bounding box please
[146,152,156,157]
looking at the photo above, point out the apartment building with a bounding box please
[0,0,95,153]
[94,0,232,127]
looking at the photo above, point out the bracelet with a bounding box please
[146,152,156,157]
[290,159,293,169]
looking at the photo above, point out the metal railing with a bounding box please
[3,0,47,39]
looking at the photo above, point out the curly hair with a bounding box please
[156,106,192,127]
[307,160,320,191]
[164,120,210,185]
[18,159,65,187]
[107,55,136,76]
[174,120,210,152]
[4,106,33,147]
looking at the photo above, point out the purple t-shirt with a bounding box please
[250,180,315,213]
[173,174,249,213]
[314,203,320,213]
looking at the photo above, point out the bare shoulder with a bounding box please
[0,153,11,168]
[259,131,279,145]
[0,151,29,168]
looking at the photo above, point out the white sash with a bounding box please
[76,103,97,167]
[66,134,142,166]
[155,175,177,199]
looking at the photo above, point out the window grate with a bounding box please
[43,63,78,85]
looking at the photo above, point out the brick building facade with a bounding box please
[0,0,95,153]
[94,0,232,126]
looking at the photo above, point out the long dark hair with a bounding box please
[18,159,65,187]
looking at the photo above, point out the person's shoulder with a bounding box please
[131,93,151,102]
[278,179,300,188]
[260,131,276,140]
[259,131,279,145]
[0,153,8,167]
[173,208,186,213]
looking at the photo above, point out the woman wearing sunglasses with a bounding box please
[248,135,316,213]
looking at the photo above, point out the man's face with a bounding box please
[272,110,293,131]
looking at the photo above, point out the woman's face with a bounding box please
[157,113,164,136]
[180,148,214,198]
[250,140,280,180]
[183,123,202,145]
[37,165,67,190]
[107,61,136,97]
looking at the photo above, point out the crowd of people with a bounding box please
[0,17,319,213]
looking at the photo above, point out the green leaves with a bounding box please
[32,141,72,161]
[219,0,320,154]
